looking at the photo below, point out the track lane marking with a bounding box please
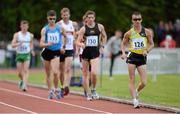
[0,101,38,114]
[0,87,112,114]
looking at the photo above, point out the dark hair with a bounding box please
[20,20,29,25]
[85,10,96,17]
[132,11,142,16]
[47,10,56,17]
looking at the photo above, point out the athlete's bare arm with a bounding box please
[30,33,34,50]
[121,30,131,60]
[76,26,85,48]
[61,27,67,47]
[98,24,107,46]
[72,21,79,43]
[145,28,154,53]
[40,28,53,48]
[30,33,35,56]
[60,27,66,54]
[11,32,20,48]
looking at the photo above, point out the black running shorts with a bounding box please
[126,52,147,67]
[41,48,60,61]
[81,47,100,61]
[60,50,74,62]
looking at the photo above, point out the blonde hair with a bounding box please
[61,7,70,14]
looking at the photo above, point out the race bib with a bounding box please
[86,36,98,47]
[66,35,73,46]
[17,44,28,53]
[47,32,59,44]
[132,38,146,50]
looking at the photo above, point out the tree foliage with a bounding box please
[0,0,179,41]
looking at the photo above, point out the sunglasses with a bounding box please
[133,18,142,21]
[49,18,56,21]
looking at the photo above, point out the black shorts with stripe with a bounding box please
[126,52,147,67]
[41,48,60,61]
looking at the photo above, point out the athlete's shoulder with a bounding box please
[56,20,63,25]
[97,23,105,31]
[144,28,152,36]
[28,32,34,38]
[123,29,131,39]
[144,28,151,33]
[97,23,103,27]
[13,31,20,37]
[41,26,46,34]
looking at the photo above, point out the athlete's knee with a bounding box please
[53,72,58,77]
[65,67,71,73]
[52,69,59,76]
[82,68,88,75]
[46,75,51,80]
[24,69,29,74]
[91,71,97,77]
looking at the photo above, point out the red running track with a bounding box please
[0,81,170,113]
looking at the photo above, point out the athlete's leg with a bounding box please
[137,65,147,93]
[16,62,23,80]
[59,62,65,88]
[22,60,30,89]
[64,56,73,87]
[128,64,136,99]
[51,57,60,89]
[90,57,99,89]
[82,59,90,93]
[43,60,51,90]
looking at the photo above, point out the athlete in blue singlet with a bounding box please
[40,10,66,99]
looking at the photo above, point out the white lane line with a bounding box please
[0,87,112,114]
[0,101,38,114]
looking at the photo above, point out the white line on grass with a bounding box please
[0,87,112,114]
[0,101,38,114]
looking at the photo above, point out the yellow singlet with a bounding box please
[128,27,147,54]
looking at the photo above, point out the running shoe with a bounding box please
[86,93,92,101]
[64,86,69,96]
[48,89,54,99]
[18,80,23,89]
[91,89,99,100]
[61,88,64,98]
[133,98,140,108]
[55,89,62,99]
[21,82,27,92]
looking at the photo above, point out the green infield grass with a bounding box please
[0,70,179,108]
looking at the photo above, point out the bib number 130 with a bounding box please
[86,36,98,46]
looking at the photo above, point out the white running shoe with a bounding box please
[21,83,27,92]
[133,98,139,108]
[86,93,92,101]
[91,89,99,100]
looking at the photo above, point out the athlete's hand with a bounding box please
[99,46,104,54]
[60,48,65,54]
[80,43,85,49]
[121,53,127,60]
[18,41,23,46]
[143,49,148,56]
[31,50,35,56]
[47,42,54,46]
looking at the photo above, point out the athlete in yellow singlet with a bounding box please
[121,12,154,108]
